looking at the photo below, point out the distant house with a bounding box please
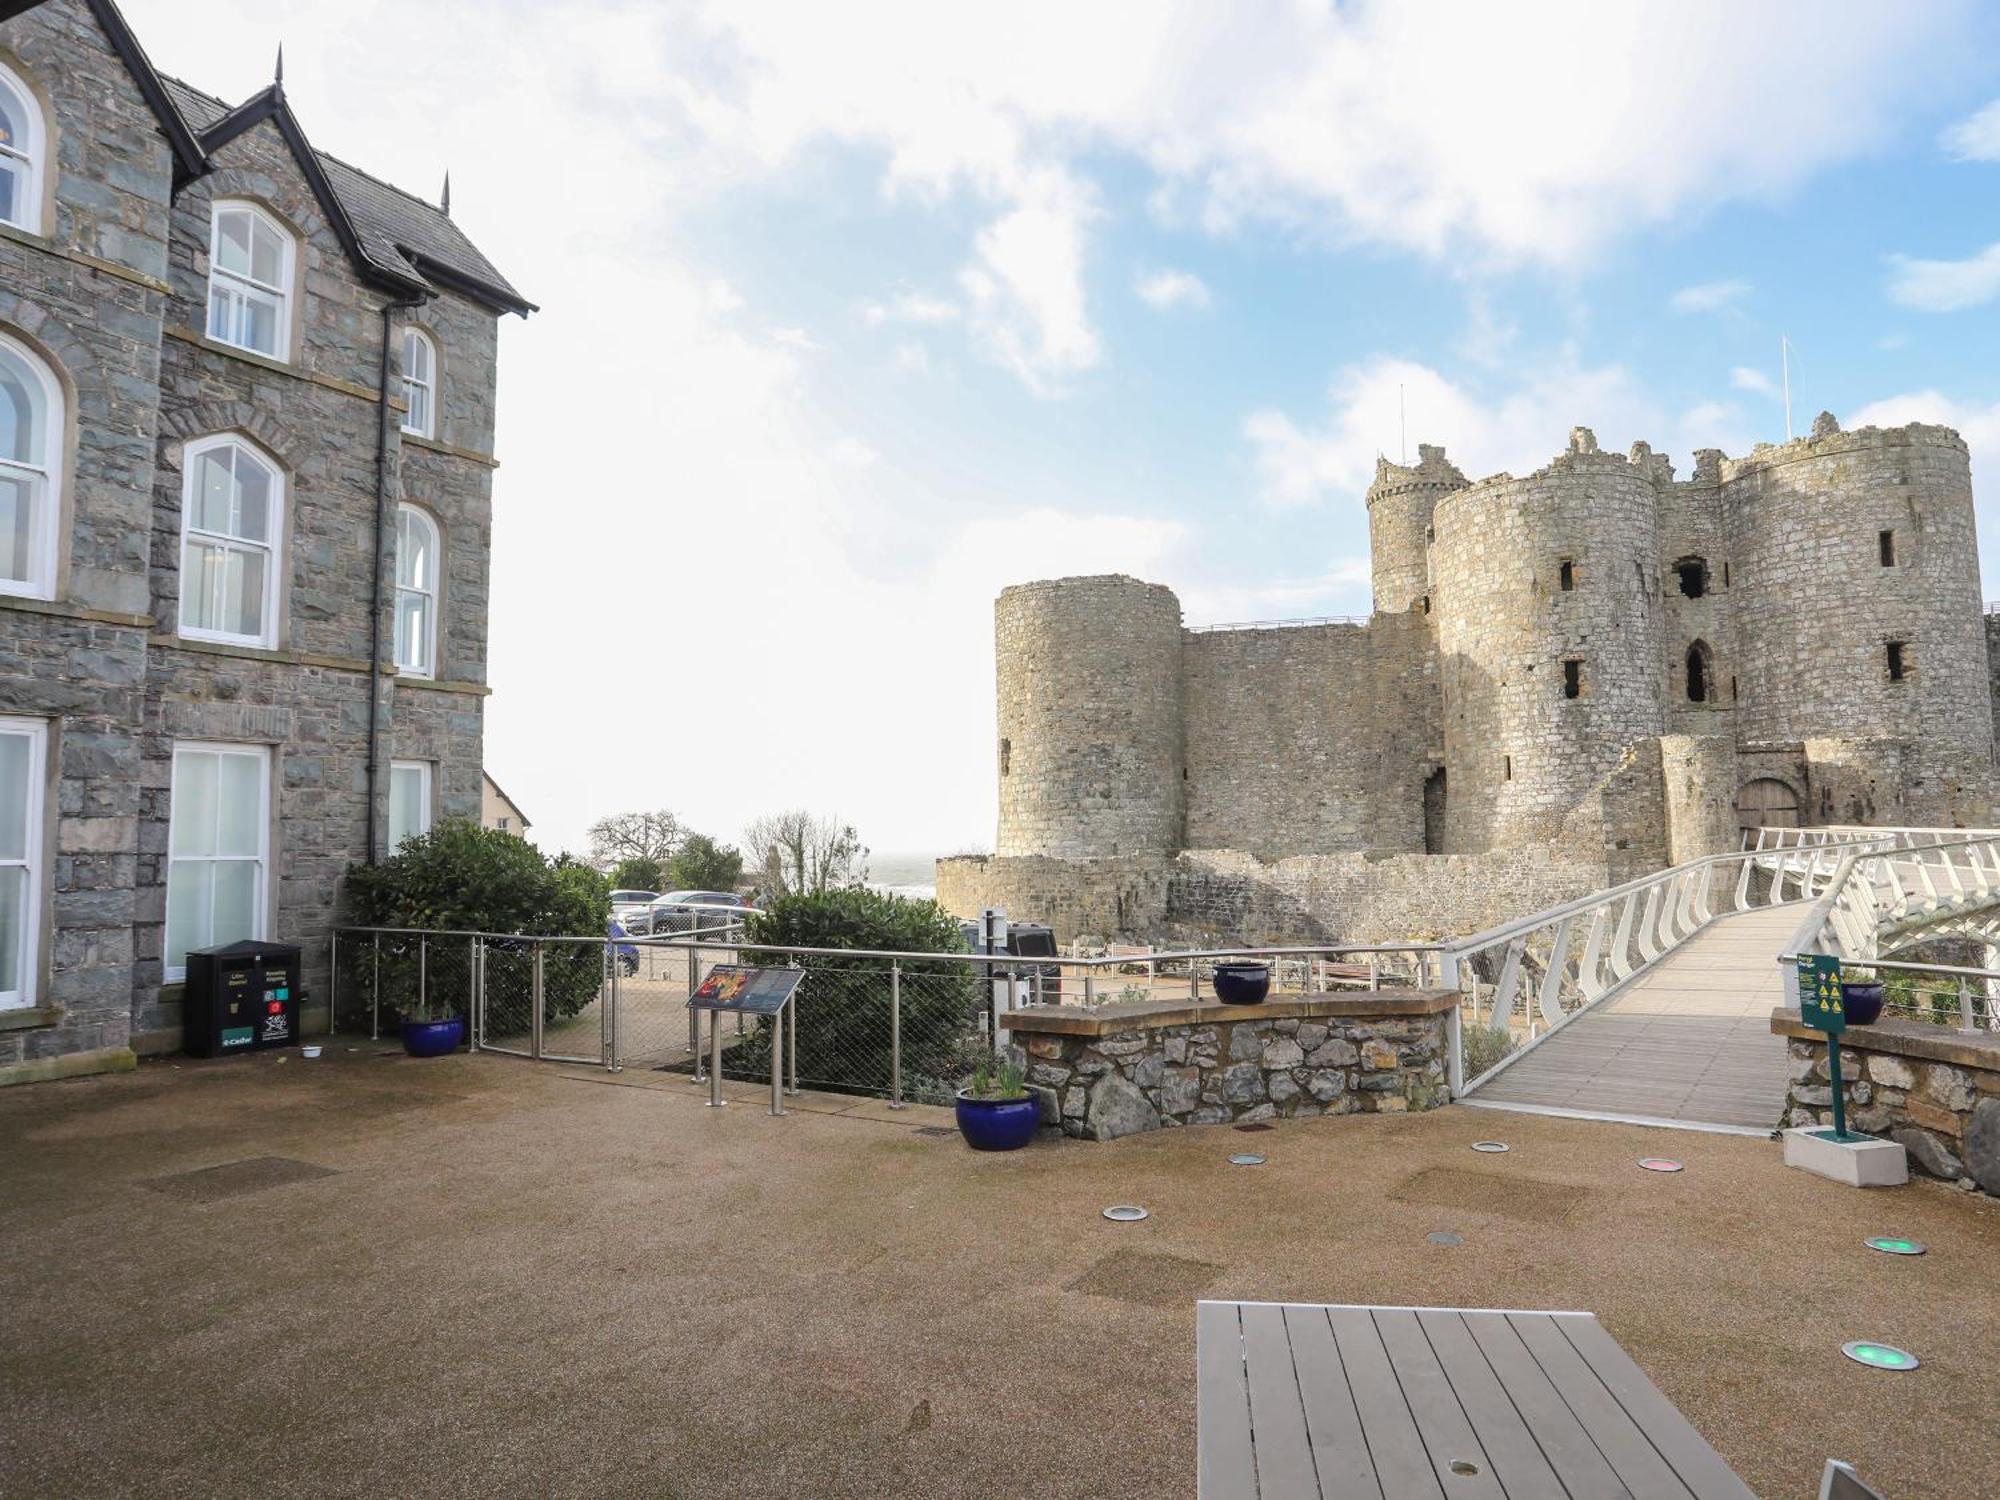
[0,0,531,1086]
[482,773,531,837]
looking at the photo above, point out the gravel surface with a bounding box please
[2,1050,1994,1499]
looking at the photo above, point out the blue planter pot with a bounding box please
[1212,961,1271,1006]
[1840,982,1885,1027]
[402,1016,465,1058]
[955,1091,1039,1151]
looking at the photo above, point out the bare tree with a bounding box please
[744,810,869,898]
[586,809,683,872]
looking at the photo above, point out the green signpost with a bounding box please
[1796,953,1855,1141]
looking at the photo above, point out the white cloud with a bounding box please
[957,169,1102,394]
[1887,243,2000,311]
[1940,99,2000,161]
[1730,365,1776,397]
[769,326,823,351]
[1243,352,1668,510]
[1849,390,2000,452]
[1134,267,1212,311]
[1179,559,1374,623]
[1671,279,1750,314]
[890,340,933,375]
[862,292,961,327]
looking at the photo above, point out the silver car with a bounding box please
[637,890,750,937]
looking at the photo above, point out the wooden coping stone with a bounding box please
[1007,989,1460,1037]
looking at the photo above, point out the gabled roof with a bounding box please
[1,0,531,315]
[164,76,534,316]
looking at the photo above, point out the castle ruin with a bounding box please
[937,418,2000,945]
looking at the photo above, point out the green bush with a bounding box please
[1460,1022,1517,1081]
[346,820,612,1022]
[668,833,744,892]
[609,855,664,892]
[725,886,977,1100]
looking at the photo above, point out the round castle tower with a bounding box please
[1430,427,1667,851]
[994,575,1185,858]
[1722,417,1994,823]
[1366,444,1468,614]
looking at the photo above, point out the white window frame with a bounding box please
[389,759,433,849]
[401,327,436,438]
[178,433,283,649]
[0,329,62,601]
[0,59,45,236]
[206,200,295,362]
[0,716,47,1010]
[164,741,271,984]
[394,503,439,677]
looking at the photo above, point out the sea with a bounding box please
[866,852,942,901]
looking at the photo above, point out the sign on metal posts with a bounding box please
[687,965,805,1116]
[1796,953,1854,1141]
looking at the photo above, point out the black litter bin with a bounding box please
[183,939,303,1058]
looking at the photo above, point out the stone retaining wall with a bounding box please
[1007,992,1456,1141]
[1771,1012,2000,1194]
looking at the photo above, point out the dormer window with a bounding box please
[206,201,294,361]
[401,328,436,438]
[0,62,45,234]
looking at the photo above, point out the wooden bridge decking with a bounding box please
[1462,903,1802,1135]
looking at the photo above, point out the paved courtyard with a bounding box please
[3,1049,1996,1499]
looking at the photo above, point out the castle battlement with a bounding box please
[961,418,1997,947]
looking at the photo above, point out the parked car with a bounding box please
[638,890,749,936]
[608,889,658,924]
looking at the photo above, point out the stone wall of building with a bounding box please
[1661,734,1741,863]
[0,1,174,1082]
[1008,992,1455,1139]
[0,0,511,1082]
[1774,1014,2000,1194]
[1365,444,1464,614]
[995,575,1183,859]
[1725,423,1993,826]
[1181,612,1435,858]
[1432,428,1667,855]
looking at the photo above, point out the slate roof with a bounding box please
[159,73,531,314]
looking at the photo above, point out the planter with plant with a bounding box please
[400,989,465,1058]
[1839,965,1885,1026]
[955,1053,1038,1151]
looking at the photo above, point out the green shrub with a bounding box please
[726,887,977,1100]
[609,855,664,892]
[346,820,612,1022]
[668,833,744,892]
[1460,1022,1517,1081]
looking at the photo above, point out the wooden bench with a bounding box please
[1197,1301,1756,1499]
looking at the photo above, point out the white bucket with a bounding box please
[301,1045,322,1059]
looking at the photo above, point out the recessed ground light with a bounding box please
[1841,1341,1919,1371]
[1471,1141,1509,1154]
[1428,1232,1464,1247]
[1102,1205,1149,1222]
[1228,1153,1266,1166]
[1864,1237,1926,1256]
[1637,1157,1684,1173]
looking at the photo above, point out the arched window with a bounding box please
[180,435,282,647]
[401,328,436,438]
[206,201,295,360]
[394,504,439,677]
[1685,639,1713,703]
[0,61,45,234]
[0,332,61,600]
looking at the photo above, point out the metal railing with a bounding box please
[1777,831,2000,1019]
[1185,614,1369,634]
[334,828,2000,1109]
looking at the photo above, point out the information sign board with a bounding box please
[687,965,803,1017]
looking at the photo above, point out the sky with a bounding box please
[130,0,2000,862]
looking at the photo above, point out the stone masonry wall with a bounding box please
[1181,611,1436,858]
[937,845,1605,947]
[0,0,174,1080]
[1776,1018,2000,1195]
[1012,997,1453,1140]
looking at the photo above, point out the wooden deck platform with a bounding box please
[1196,1301,1756,1499]
[1462,903,1800,1134]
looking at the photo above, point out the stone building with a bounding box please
[0,0,530,1085]
[939,420,1999,945]
[481,771,531,838]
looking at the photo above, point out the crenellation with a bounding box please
[949,419,2000,946]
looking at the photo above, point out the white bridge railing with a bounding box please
[1781,831,2000,971]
